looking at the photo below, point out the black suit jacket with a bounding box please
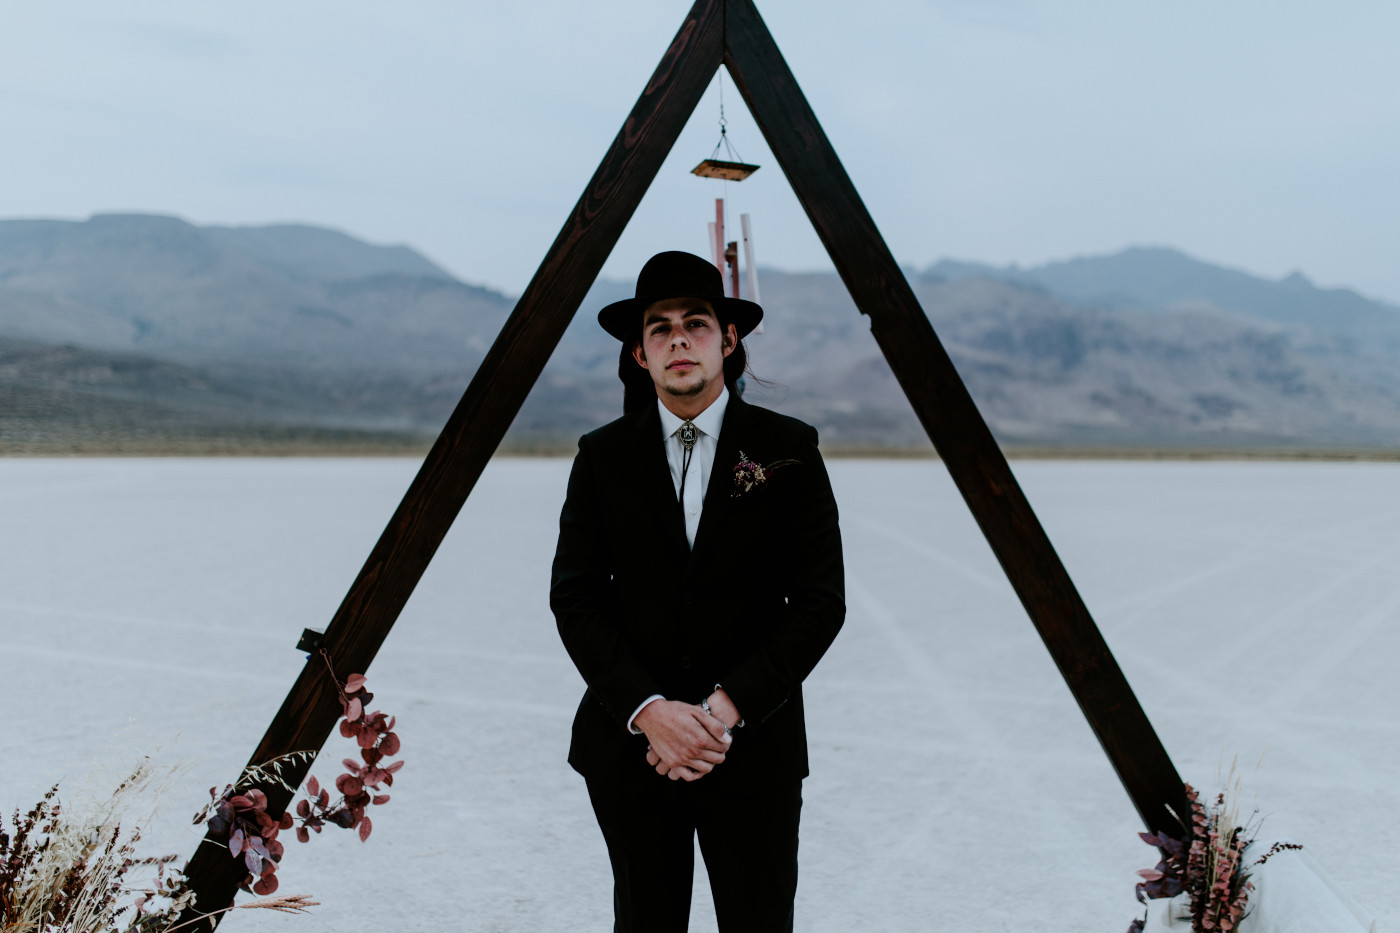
[551,393,845,790]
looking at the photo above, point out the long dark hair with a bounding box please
[618,327,750,415]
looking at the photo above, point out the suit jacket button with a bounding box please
[681,656,693,669]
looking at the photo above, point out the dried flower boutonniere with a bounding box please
[732,450,800,497]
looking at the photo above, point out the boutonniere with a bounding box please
[731,450,800,497]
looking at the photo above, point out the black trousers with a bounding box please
[585,777,803,933]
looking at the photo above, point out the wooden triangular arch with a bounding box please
[179,0,1187,921]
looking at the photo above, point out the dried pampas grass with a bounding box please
[0,758,318,933]
[2,761,172,932]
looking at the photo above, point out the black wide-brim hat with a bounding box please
[597,250,763,342]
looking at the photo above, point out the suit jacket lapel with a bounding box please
[689,393,748,569]
[627,402,690,560]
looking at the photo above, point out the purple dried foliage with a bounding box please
[198,784,294,895]
[295,661,401,848]
[1126,782,1288,933]
[195,656,401,896]
[1251,840,1304,867]
[1134,828,1187,903]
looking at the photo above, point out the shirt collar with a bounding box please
[657,384,729,443]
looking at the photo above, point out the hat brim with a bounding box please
[597,294,763,343]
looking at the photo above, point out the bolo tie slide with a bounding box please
[678,420,698,501]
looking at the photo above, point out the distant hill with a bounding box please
[924,246,1400,356]
[0,213,510,369]
[3,215,1400,453]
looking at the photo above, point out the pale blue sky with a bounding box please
[3,1,1398,304]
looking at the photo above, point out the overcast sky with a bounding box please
[4,1,1398,304]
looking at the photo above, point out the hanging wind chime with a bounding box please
[692,81,763,334]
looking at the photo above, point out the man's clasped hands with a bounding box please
[636,687,743,781]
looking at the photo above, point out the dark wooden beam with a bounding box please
[722,0,1188,834]
[175,2,725,925]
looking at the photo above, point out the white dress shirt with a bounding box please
[657,384,728,550]
[625,385,729,734]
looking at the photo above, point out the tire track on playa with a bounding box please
[838,572,1088,860]
[1096,507,1395,635]
[852,502,1290,677]
[845,513,1004,593]
[1095,523,1290,634]
[1094,510,1400,697]
[7,642,282,686]
[1166,529,1400,699]
[8,641,576,721]
[1091,520,1400,793]
[842,512,1047,680]
[1270,574,1400,716]
[841,513,1106,734]
[1236,533,1400,649]
[0,600,287,642]
[0,600,568,667]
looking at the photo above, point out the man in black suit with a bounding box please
[551,250,845,933]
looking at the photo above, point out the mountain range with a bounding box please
[3,213,1399,453]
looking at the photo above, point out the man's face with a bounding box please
[632,297,736,405]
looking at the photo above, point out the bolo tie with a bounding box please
[678,420,699,502]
